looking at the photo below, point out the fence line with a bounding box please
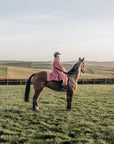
[0,79,27,85]
[78,78,114,84]
[0,78,114,85]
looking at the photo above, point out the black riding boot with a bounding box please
[60,85,67,92]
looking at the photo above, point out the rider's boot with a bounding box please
[60,85,67,92]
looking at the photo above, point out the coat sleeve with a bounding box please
[54,60,67,73]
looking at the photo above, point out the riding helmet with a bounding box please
[54,52,61,57]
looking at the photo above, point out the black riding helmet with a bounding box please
[54,52,61,57]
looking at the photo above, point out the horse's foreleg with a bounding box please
[67,89,74,110]
[33,89,43,111]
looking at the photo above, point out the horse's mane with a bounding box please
[67,62,79,75]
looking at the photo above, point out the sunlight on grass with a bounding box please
[0,85,114,143]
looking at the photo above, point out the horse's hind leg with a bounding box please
[33,89,43,111]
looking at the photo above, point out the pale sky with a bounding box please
[0,0,114,61]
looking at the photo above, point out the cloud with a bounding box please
[31,14,59,21]
[55,10,66,15]
[1,14,59,24]
[0,30,41,45]
[0,13,60,32]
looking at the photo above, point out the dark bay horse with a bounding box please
[24,58,86,111]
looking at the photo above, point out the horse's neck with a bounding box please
[72,63,81,81]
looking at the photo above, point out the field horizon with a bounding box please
[0,60,114,68]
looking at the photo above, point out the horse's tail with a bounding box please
[24,73,36,102]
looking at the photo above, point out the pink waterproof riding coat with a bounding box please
[47,57,68,85]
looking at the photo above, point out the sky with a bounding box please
[0,0,114,61]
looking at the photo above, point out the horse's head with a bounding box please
[78,57,86,73]
[67,57,86,75]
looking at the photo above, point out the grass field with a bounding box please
[0,85,114,144]
[0,60,114,80]
[0,65,114,80]
[0,66,46,79]
[0,66,7,79]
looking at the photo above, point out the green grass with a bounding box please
[0,66,7,79]
[0,61,114,79]
[86,65,114,77]
[0,85,114,144]
[0,65,113,80]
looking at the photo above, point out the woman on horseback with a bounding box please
[47,52,68,91]
[25,56,86,111]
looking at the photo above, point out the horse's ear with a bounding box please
[79,57,81,61]
[82,57,84,61]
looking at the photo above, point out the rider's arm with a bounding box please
[54,60,67,73]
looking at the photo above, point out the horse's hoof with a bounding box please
[67,106,71,111]
[35,106,40,111]
[67,108,71,111]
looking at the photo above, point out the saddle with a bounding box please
[47,72,68,92]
